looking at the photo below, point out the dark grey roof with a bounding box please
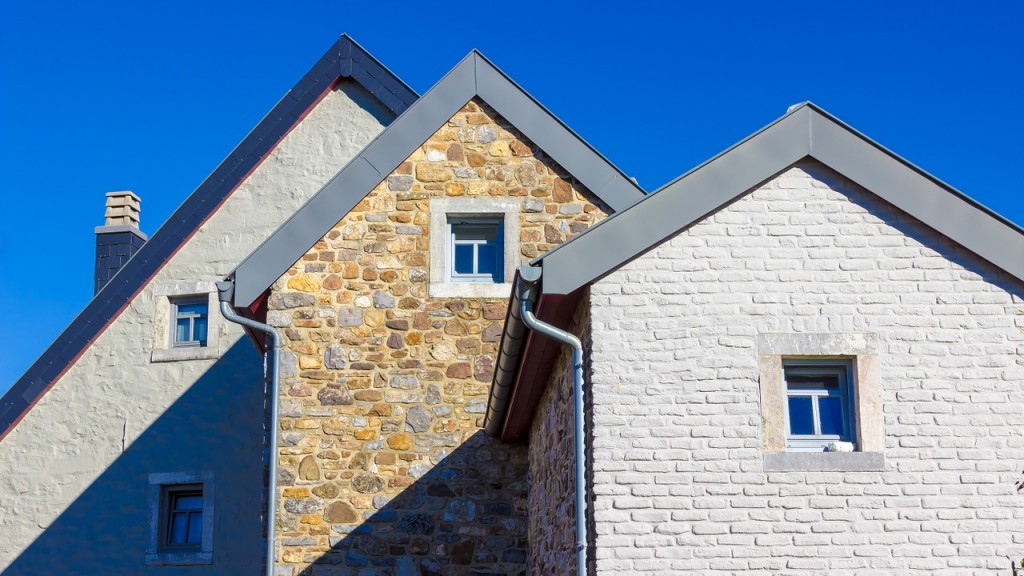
[535,102,1024,295]
[229,51,647,307]
[0,35,417,441]
[486,101,1024,439]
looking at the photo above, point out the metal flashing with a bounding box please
[230,51,646,307]
[0,36,417,441]
[536,103,1024,295]
[486,102,1024,439]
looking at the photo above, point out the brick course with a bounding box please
[588,162,1024,574]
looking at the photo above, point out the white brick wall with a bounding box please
[588,161,1024,574]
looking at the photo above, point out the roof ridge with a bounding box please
[0,37,418,441]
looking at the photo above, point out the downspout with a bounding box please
[216,281,281,576]
[517,266,588,576]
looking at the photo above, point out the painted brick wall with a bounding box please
[588,161,1024,574]
[267,99,609,575]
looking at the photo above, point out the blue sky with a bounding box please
[0,1,1021,391]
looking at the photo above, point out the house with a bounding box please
[3,37,1022,576]
[0,36,417,574]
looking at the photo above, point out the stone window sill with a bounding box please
[151,346,219,363]
[428,282,513,299]
[144,551,213,566]
[763,452,885,472]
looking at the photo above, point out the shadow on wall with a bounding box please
[4,339,267,575]
[282,429,528,576]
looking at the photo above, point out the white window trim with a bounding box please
[152,282,220,362]
[146,471,214,566]
[783,360,856,452]
[757,333,885,472]
[429,198,519,298]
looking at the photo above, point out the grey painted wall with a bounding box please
[0,82,392,573]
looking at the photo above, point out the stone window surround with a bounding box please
[428,197,520,298]
[151,282,220,362]
[757,333,885,472]
[145,471,214,566]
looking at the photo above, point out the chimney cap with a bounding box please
[102,190,142,229]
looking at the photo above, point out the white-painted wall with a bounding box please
[0,82,390,573]
[589,162,1024,574]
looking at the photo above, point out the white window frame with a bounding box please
[783,360,856,452]
[448,216,504,283]
[152,282,220,362]
[146,471,214,566]
[429,198,519,298]
[171,296,209,348]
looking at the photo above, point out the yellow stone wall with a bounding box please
[267,99,610,574]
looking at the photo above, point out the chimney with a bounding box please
[94,191,147,294]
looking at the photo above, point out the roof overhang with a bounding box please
[485,102,1024,440]
[229,50,647,308]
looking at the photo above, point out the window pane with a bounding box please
[177,303,207,317]
[787,396,814,435]
[452,224,496,241]
[453,244,475,274]
[176,495,203,511]
[187,511,203,544]
[819,396,846,437]
[477,241,500,281]
[175,319,191,343]
[193,317,208,345]
[169,512,189,545]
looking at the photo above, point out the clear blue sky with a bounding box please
[1,1,1021,391]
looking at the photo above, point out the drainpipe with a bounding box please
[216,281,281,576]
[517,266,588,576]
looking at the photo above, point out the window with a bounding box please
[756,333,885,471]
[147,472,214,566]
[172,298,208,348]
[448,217,503,283]
[165,486,204,550]
[428,198,519,298]
[151,283,219,362]
[783,360,855,452]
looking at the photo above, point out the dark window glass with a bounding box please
[166,490,203,548]
[787,396,815,435]
[818,396,845,436]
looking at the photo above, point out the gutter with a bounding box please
[216,281,281,576]
[494,266,590,576]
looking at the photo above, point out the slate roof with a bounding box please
[228,50,647,308]
[0,35,417,441]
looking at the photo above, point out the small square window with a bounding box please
[448,216,503,283]
[164,485,204,550]
[147,472,213,566]
[172,298,208,348]
[783,360,856,452]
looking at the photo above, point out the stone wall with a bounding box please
[0,83,391,573]
[268,99,609,575]
[528,294,591,574]
[588,162,1024,574]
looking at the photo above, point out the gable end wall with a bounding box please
[588,161,1024,574]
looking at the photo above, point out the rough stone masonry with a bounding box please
[267,99,610,575]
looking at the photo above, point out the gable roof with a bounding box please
[228,50,647,308]
[485,102,1024,440]
[0,35,417,441]
[534,102,1024,295]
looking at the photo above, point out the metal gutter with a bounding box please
[217,281,281,576]
[513,266,589,576]
[483,271,529,437]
